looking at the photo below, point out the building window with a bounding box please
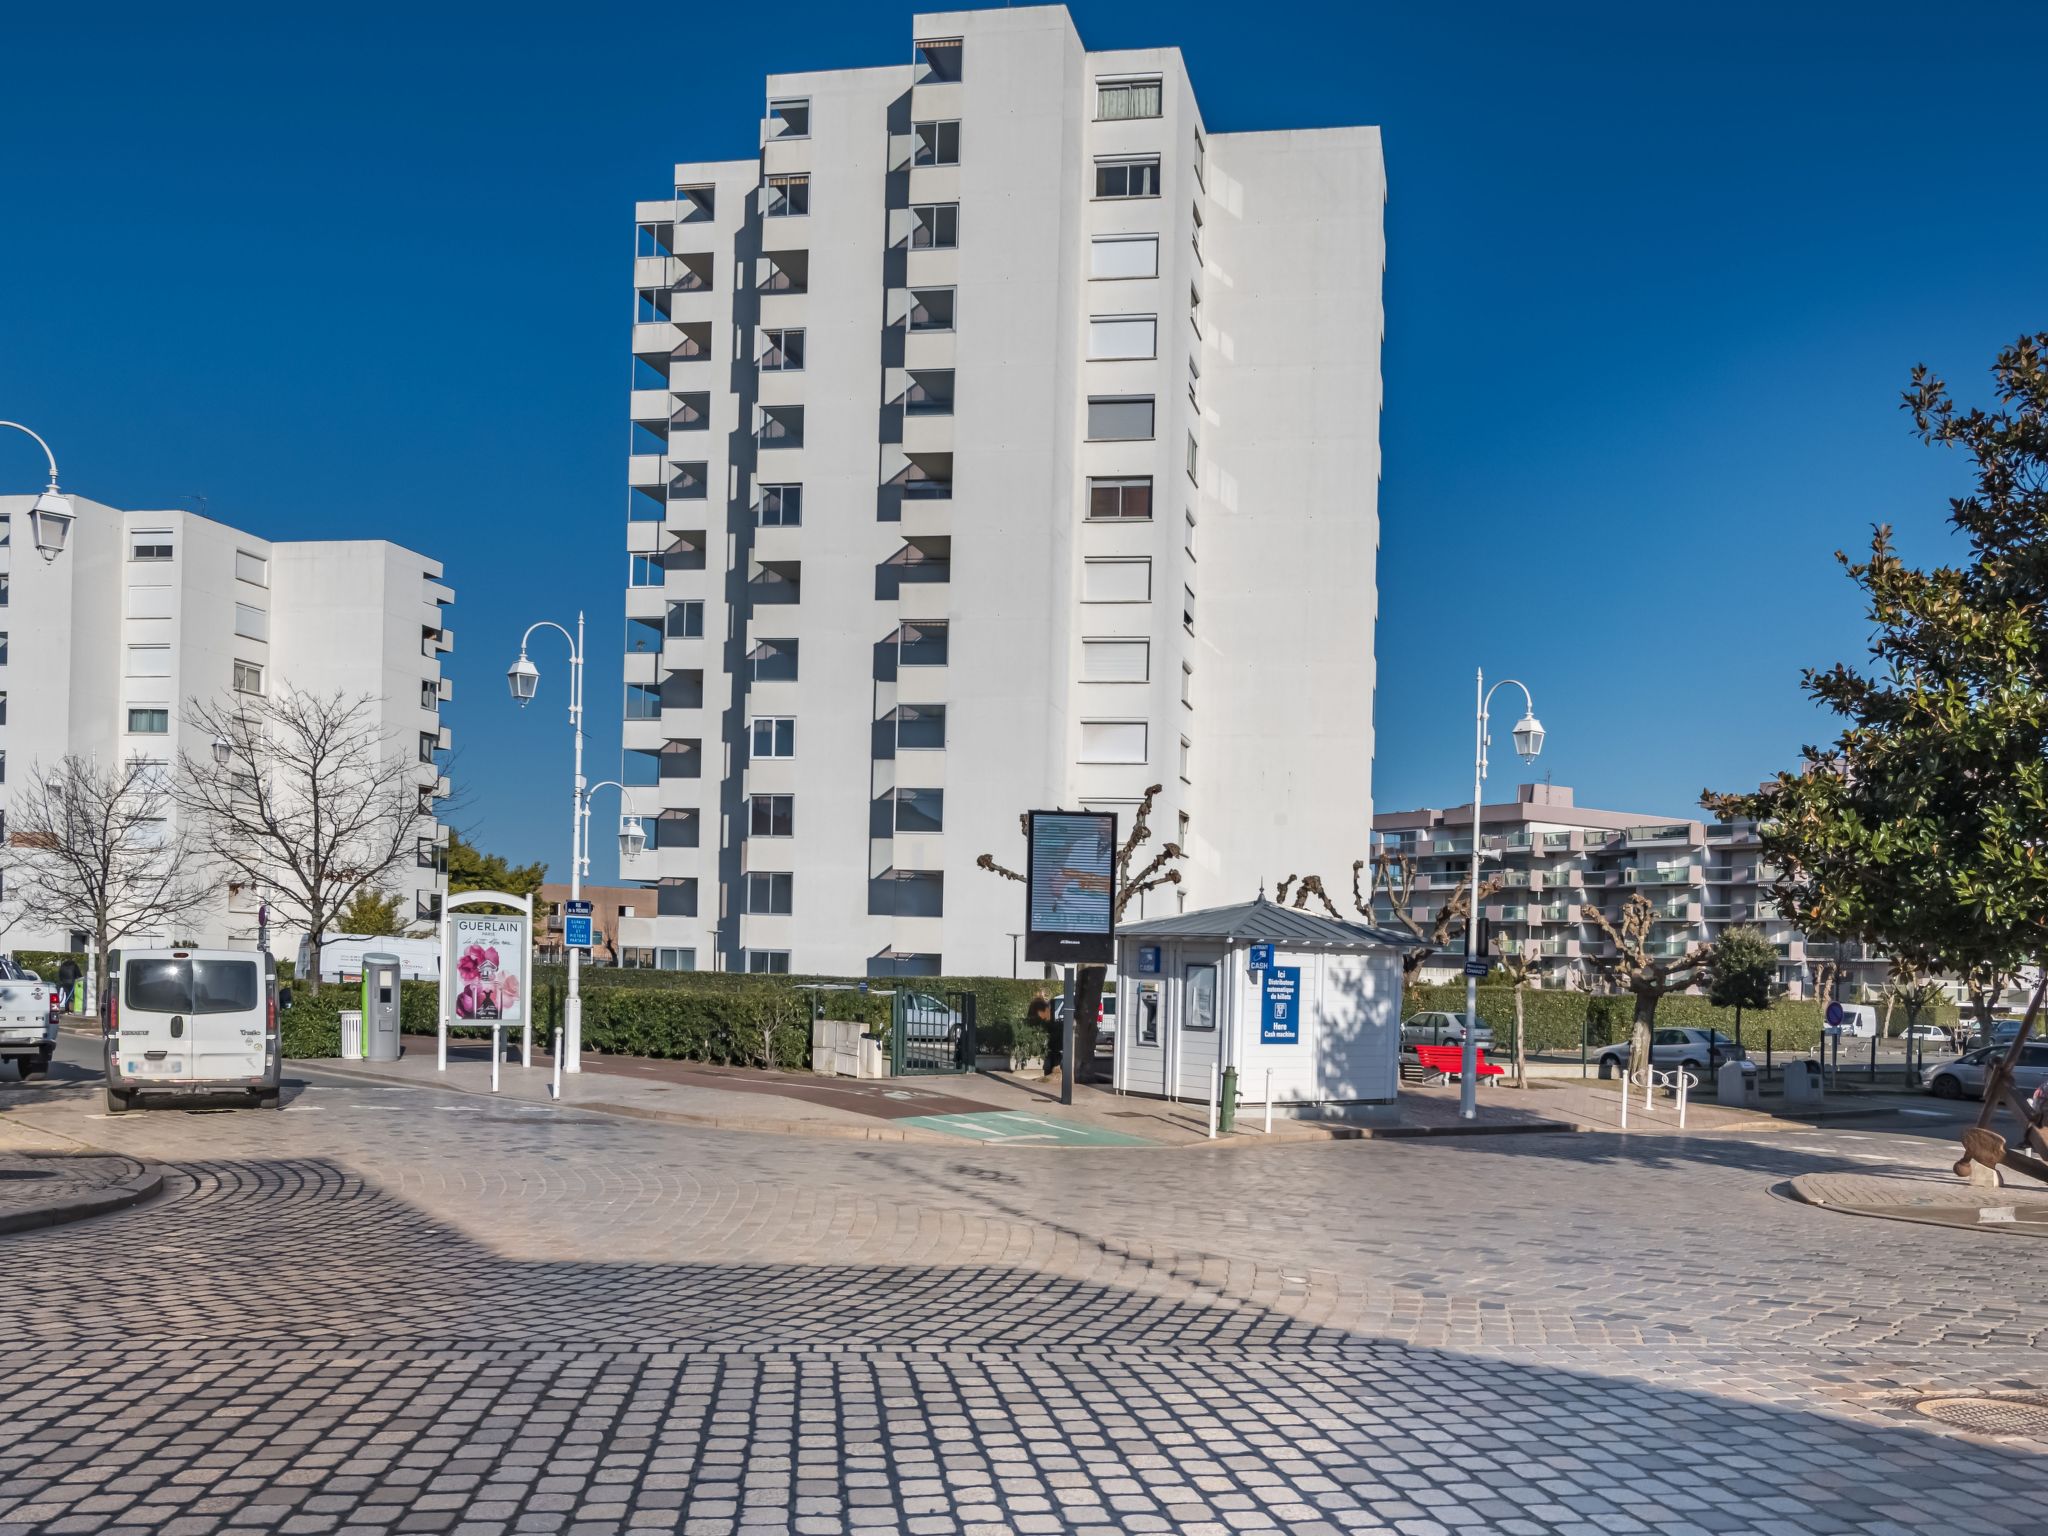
[894,786,945,834]
[629,554,663,587]
[910,203,959,249]
[1186,431,1200,484]
[127,708,169,735]
[907,287,956,331]
[750,795,794,838]
[1188,354,1201,410]
[1080,720,1148,764]
[1090,234,1159,281]
[666,600,704,638]
[421,679,439,711]
[751,717,796,758]
[1180,736,1192,782]
[896,703,945,750]
[1087,476,1153,521]
[654,947,696,971]
[126,644,171,678]
[750,638,799,681]
[1097,77,1163,120]
[1191,200,1204,264]
[657,880,699,917]
[1086,396,1155,441]
[765,174,809,217]
[1082,557,1152,603]
[234,603,269,642]
[1082,638,1150,683]
[418,731,438,764]
[0,692,7,726]
[913,37,962,81]
[0,632,7,665]
[1095,157,1162,199]
[131,533,173,561]
[417,836,444,871]
[1193,127,1206,186]
[234,660,265,695]
[913,119,960,165]
[766,97,810,138]
[760,328,805,370]
[1183,584,1197,630]
[235,550,268,587]
[1185,507,1198,558]
[0,574,8,607]
[757,484,803,527]
[1190,282,1203,336]
[1088,315,1158,361]
[625,683,662,719]
[1182,663,1193,708]
[897,621,949,667]
[744,949,792,974]
[745,872,794,915]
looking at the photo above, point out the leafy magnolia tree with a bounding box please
[1581,893,1710,1086]
[1357,849,1502,979]
[11,754,213,996]
[334,888,411,938]
[1704,923,1776,1053]
[175,688,431,993]
[1705,334,2048,1166]
[977,784,1183,1085]
[448,832,547,899]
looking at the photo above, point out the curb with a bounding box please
[0,1157,164,1235]
[1779,1176,2048,1239]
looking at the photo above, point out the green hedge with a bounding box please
[1408,985,1963,1055]
[13,951,84,979]
[280,979,442,1059]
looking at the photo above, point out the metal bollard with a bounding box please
[1678,1070,1690,1130]
[1619,1072,1629,1129]
[1265,1068,1274,1135]
[1207,1063,1218,1139]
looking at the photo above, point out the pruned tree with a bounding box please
[1272,873,1343,919]
[1880,963,1942,1039]
[977,783,1183,1086]
[1491,943,1534,1088]
[1358,849,1501,979]
[1704,923,1776,1055]
[174,688,431,994]
[10,754,214,998]
[1582,893,1710,1088]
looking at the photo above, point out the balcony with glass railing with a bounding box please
[1626,823,1694,845]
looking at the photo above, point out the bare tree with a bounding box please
[9,755,213,994]
[174,688,431,993]
[977,783,1183,1087]
[1273,873,1343,919]
[1491,943,1535,1088]
[1581,893,1710,1088]
[1358,849,1502,979]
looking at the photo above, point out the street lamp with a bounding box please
[507,614,587,1075]
[1459,670,1545,1120]
[0,421,74,561]
[211,735,233,767]
[618,813,647,861]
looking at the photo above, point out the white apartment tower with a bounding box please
[620,5,1385,977]
[0,494,454,955]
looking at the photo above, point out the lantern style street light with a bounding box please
[1459,671,1546,1120]
[0,421,75,561]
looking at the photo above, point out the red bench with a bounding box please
[1414,1043,1504,1085]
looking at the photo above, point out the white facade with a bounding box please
[0,494,454,955]
[621,5,1385,977]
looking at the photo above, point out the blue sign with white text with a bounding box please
[1248,943,1274,973]
[1261,965,1301,1044]
[1138,945,1161,975]
[564,916,593,950]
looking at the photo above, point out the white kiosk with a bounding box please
[1114,898,1411,1107]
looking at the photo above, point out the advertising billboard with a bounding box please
[1025,810,1118,965]
[447,913,528,1022]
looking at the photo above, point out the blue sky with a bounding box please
[2,0,2042,878]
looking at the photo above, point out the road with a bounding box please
[2,1033,2046,1533]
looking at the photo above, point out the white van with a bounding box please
[297,934,441,983]
[1823,1003,1879,1039]
[102,948,281,1112]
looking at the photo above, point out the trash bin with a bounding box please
[363,953,403,1063]
[340,1010,365,1061]
[1782,1057,1825,1105]
[1718,1058,1759,1107]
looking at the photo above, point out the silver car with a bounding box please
[1598,1027,1746,1080]
[1400,1011,1495,1051]
[1924,1043,2048,1101]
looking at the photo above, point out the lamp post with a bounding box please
[1460,669,1545,1119]
[0,421,76,561]
[508,613,587,1072]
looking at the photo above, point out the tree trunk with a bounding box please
[1881,991,1896,1038]
[306,934,324,995]
[1512,984,1527,1088]
[1070,963,1107,1086]
[1627,988,1660,1089]
[95,919,111,1019]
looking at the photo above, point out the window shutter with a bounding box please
[1080,720,1148,764]
[1082,639,1150,682]
[1082,558,1151,603]
[1090,236,1159,279]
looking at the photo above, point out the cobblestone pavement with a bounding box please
[3,1058,2047,1534]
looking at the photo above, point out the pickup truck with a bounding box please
[0,957,59,1080]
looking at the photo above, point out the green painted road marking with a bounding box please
[901,1111,1157,1147]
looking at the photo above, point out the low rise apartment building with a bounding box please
[1372,782,1888,1000]
[0,493,454,956]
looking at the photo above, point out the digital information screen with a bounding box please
[1025,811,1118,965]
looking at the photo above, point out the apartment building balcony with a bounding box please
[622,718,664,754]
[624,586,665,622]
[873,832,946,875]
[1529,903,1577,924]
[661,634,710,672]
[1649,902,1702,923]
[622,650,658,686]
[1534,869,1581,890]
[757,249,808,295]
[1484,904,1530,923]
[1706,822,1761,845]
[757,404,805,451]
[1625,867,1696,887]
[1645,939,1693,959]
[748,559,801,607]
[1538,830,1578,855]
[753,524,801,566]
[1494,870,1531,888]
[1626,822,1699,847]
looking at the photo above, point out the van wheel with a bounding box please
[105,1087,131,1114]
[254,1089,281,1110]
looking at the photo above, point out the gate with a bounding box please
[891,989,977,1075]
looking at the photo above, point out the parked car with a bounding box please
[1400,1011,1495,1051]
[1900,1021,1953,1048]
[0,956,59,1080]
[1597,1027,1746,1080]
[102,947,281,1112]
[1052,994,1116,1028]
[1924,1043,2048,1101]
[898,992,962,1041]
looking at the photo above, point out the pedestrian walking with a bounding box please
[1029,994,1060,1081]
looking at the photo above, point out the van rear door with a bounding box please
[190,958,266,1083]
[120,958,195,1085]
